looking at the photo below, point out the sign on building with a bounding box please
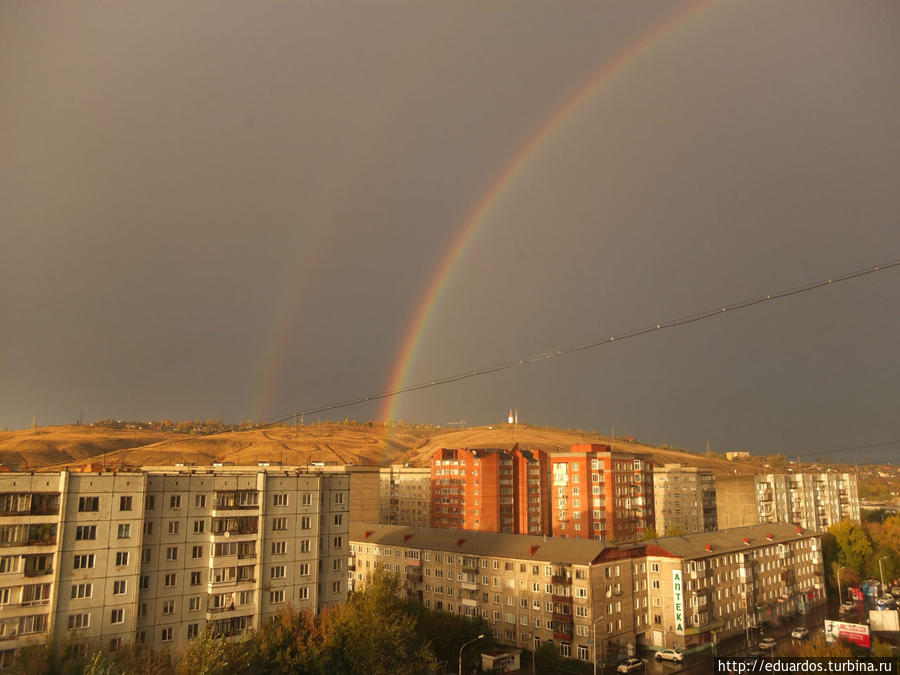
[673,569,684,634]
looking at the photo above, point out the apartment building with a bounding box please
[549,445,654,542]
[717,473,860,532]
[349,522,825,666]
[630,523,825,651]
[0,466,349,666]
[430,446,550,535]
[653,464,717,535]
[378,466,430,527]
[348,522,634,665]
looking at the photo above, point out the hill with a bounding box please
[2,422,762,475]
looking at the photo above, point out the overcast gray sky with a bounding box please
[2,0,899,461]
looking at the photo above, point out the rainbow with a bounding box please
[380,0,717,427]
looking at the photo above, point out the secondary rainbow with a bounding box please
[380,0,717,426]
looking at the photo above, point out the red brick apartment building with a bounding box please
[550,444,654,542]
[430,446,550,535]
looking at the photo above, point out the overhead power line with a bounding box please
[252,258,900,429]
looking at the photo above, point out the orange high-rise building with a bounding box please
[550,444,654,542]
[430,446,549,535]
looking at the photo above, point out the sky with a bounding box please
[2,0,900,462]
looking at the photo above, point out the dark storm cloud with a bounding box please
[2,1,899,460]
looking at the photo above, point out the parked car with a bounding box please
[840,600,858,612]
[875,595,897,610]
[791,627,810,639]
[759,637,777,651]
[655,649,685,663]
[890,586,900,599]
[616,658,645,673]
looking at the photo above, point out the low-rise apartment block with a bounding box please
[0,466,349,666]
[653,464,717,535]
[349,522,825,666]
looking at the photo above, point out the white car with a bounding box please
[840,600,857,612]
[759,637,777,651]
[791,627,810,639]
[616,658,645,673]
[655,649,685,663]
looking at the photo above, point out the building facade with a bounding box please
[717,473,860,532]
[349,522,825,667]
[0,466,349,666]
[378,466,431,527]
[549,445,654,542]
[430,446,550,535]
[653,464,717,535]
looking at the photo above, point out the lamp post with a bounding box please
[878,556,888,591]
[592,617,603,675]
[458,634,485,675]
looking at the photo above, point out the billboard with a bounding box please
[824,620,870,648]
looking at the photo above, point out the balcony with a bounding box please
[551,574,572,585]
[551,594,573,604]
[24,567,53,578]
[553,630,573,641]
[552,610,573,622]
[406,571,423,584]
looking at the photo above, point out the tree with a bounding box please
[829,521,874,576]
[641,526,658,541]
[794,636,852,658]
[176,627,254,675]
[326,569,436,674]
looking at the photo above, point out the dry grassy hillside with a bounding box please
[3,422,761,476]
[0,426,178,469]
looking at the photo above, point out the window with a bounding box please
[146,495,155,510]
[193,520,205,534]
[300,539,311,553]
[169,496,182,509]
[75,525,97,541]
[189,597,201,611]
[272,541,286,555]
[119,496,132,511]
[78,497,99,512]
[73,554,95,569]
[67,613,90,630]
[332,580,341,593]
[273,494,288,506]
[117,523,131,539]
[191,571,202,586]
[187,623,200,639]
[144,521,153,535]
[302,493,311,506]
[269,590,285,603]
[272,517,287,531]
[192,545,203,559]
[113,580,126,595]
[164,573,176,587]
[299,563,310,576]
[300,517,311,530]
[168,521,179,535]
[195,495,207,508]
[162,600,175,615]
[141,548,151,564]
[166,547,178,561]
[298,587,309,600]
[110,608,124,624]
[71,583,93,599]
[161,627,173,642]
[333,536,343,548]
[139,575,149,590]
[335,493,344,504]
[334,514,343,526]
[271,566,286,579]
[115,551,129,566]
[333,559,342,571]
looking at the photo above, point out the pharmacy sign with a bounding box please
[673,569,684,634]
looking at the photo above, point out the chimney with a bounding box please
[364,530,373,538]
[456,538,466,547]
[796,526,803,534]
[705,544,712,551]
[403,534,413,542]
[743,538,751,545]
[766,534,774,541]
[529,545,540,556]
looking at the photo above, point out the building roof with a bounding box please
[624,522,816,560]
[350,522,605,565]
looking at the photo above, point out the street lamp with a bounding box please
[458,634,485,675]
[878,556,889,591]
[591,617,604,675]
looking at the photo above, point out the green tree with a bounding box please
[176,627,254,675]
[829,520,874,576]
[326,569,436,674]
[641,526,658,541]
